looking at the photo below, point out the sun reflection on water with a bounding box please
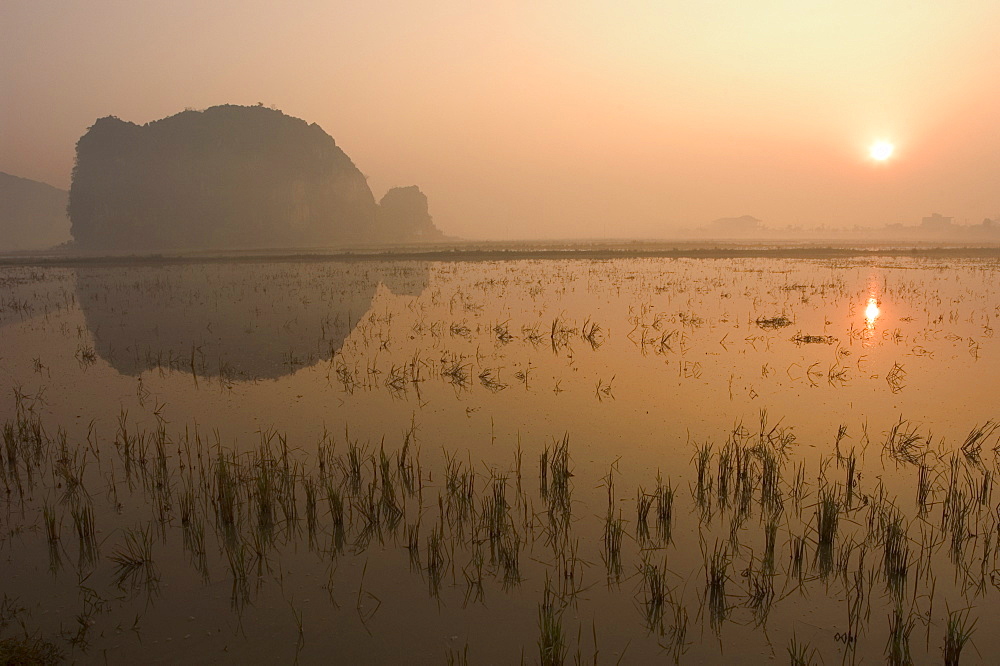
[865,296,881,331]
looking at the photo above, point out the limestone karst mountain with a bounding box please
[68,105,443,251]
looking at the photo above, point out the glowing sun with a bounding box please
[869,140,894,161]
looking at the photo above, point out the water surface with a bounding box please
[1,255,998,663]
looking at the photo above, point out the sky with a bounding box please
[3,1,1000,239]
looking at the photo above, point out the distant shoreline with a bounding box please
[2,240,1000,267]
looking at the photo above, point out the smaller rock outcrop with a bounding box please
[376,186,444,242]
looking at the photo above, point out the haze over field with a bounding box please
[6,5,1000,662]
[3,1,1000,239]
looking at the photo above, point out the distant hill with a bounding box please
[0,172,72,251]
[69,104,443,251]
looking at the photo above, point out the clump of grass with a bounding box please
[716,441,734,509]
[942,455,974,564]
[344,439,366,494]
[538,577,567,666]
[886,605,915,666]
[462,541,485,606]
[546,434,572,496]
[886,362,907,393]
[493,320,513,344]
[943,605,976,665]
[654,476,675,545]
[789,534,807,582]
[960,421,997,465]
[814,486,839,577]
[441,355,471,387]
[636,487,653,542]
[603,508,624,581]
[705,541,729,631]
[71,503,98,568]
[755,315,792,330]
[496,530,522,590]
[303,476,318,548]
[180,486,208,580]
[53,437,89,508]
[789,460,806,514]
[354,482,382,549]
[816,486,839,549]
[326,481,346,555]
[842,446,858,507]
[787,632,818,665]
[109,524,158,593]
[791,333,836,345]
[916,461,931,514]
[882,511,909,595]
[43,502,61,572]
[762,509,779,574]
[406,522,421,570]
[601,466,624,581]
[477,368,507,392]
[883,418,924,465]
[640,558,668,634]
[549,314,576,353]
[758,445,783,513]
[661,590,689,665]
[446,643,470,666]
[581,317,604,350]
[426,524,447,598]
[745,563,775,627]
[214,451,239,535]
[694,442,712,504]
[480,472,522,589]
[225,538,251,610]
[443,453,475,539]
[378,446,403,530]
[0,634,63,665]
[541,435,573,548]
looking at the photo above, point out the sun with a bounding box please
[869,140,894,161]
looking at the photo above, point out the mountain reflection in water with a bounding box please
[75,261,430,380]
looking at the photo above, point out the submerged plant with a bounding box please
[109,525,158,594]
[787,633,818,665]
[943,606,977,666]
[538,577,567,666]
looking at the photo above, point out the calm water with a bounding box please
[1,255,998,663]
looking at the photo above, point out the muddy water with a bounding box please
[1,256,998,663]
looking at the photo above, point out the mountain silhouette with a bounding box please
[69,105,443,251]
[0,172,72,251]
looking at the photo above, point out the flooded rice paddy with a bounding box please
[1,254,999,663]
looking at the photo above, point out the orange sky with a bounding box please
[3,1,1000,239]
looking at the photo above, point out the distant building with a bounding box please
[921,213,953,230]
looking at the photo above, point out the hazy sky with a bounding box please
[3,1,1000,239]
